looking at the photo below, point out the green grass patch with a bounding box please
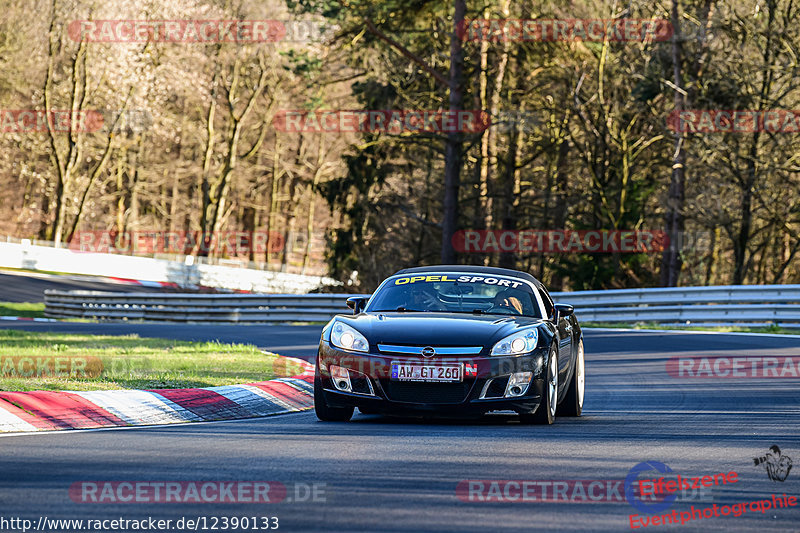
[0,330,290,391]
[0,266,77,277]
[0,302,46,318]
[583,321,800,335]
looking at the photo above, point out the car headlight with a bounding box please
[330,321,369,352]
[491,328,539,356]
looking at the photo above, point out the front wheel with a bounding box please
[314,373,354,422]
[520,346,558,425]
[561,338,585,416]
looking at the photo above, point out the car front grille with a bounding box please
[380,380,475,404]
[378,344,483,356]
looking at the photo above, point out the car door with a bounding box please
[538,286,572,392]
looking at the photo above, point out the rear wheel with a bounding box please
[520,346,558,425]
[561,339,585,416]
[314,372,354,422]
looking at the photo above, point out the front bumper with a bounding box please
[316,342,548,417]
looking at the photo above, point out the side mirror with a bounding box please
[553,303,574,321]
[346,296,368,314]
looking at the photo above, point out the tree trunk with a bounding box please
[128,140,143,233]
[302,138,326,274]
[440,0,466,264]
[660,0,687,287]
[733,145,758,284]
[266,138,283,265]
[476,26,491,234]
[115,150,127,237]
[44,2,87,246]
[66,104,129,242]
[734,0,774,283]
[548,139,571,290]
[497,124,522,269]
[497,49,521,270]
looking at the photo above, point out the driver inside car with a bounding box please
[492,290,524,315]
[406,285,447,311]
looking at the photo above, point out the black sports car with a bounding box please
[314,266,584,424]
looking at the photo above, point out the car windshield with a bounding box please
[366,273,542,318]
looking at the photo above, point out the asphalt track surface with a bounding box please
[1,323,799,532]
[0,270,165,303]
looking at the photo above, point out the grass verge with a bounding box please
[0,302,46,318]
[0,266,78,277]
[583,322,800,335]
[0,330,289,391]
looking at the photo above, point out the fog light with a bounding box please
[330,365,352,392]
[505,371,532,397]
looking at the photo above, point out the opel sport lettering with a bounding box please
[392,274,525,289]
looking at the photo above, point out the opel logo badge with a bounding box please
[421,346,436,358]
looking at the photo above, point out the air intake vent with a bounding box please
[482,376,510,399]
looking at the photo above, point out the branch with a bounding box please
[363,17,451,89]
[67,87,135,241]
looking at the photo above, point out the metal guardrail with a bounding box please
[43,285,800,325]
[551,285,800,324]
[44,291,351,322]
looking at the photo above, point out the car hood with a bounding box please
[334,312,545,348]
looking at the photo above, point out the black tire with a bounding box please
[314,375,354,422]
[520,346,558,425]
[561,338,585,417]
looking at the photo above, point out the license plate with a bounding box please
[390,362,463,382]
